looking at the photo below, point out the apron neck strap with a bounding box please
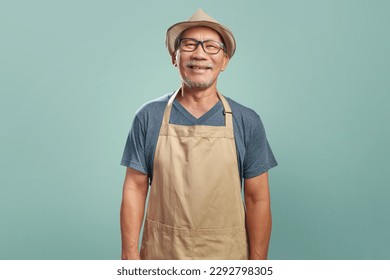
[161,89,180,126]
[162,88,233,129]
[216,91,233,129]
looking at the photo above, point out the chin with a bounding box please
[183,77,214,89]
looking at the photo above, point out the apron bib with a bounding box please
[140,89,248,259]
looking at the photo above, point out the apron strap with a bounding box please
[162,88,233,129]
[161,88,180,126]
[217,92,233,129]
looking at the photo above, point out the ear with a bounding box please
[220,54,229,72]
[171,53,177,67]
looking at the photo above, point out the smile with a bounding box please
[188,65,212,70]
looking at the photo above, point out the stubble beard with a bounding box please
[182,77,214,89]
[181,60,216,89]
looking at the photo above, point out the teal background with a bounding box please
[1,0,389,259]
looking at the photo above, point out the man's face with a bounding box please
[172,26,229,89]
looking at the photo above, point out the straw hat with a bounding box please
[166,9,236,58]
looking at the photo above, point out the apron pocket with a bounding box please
[192,227,248,260]
[140,219,193,260]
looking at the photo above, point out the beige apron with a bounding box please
[140,89,248,260]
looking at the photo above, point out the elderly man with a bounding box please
[120,9,277,260]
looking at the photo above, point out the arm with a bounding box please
[120,167,149,260]
[244,172,272,260]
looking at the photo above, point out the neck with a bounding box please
[178,83,218,104]
[176,84,220,118]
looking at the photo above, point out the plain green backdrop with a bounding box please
[1,0,389,259]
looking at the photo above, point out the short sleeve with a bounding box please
[120,116,148,175]
[243,117,278,178]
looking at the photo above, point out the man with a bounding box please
[120,9,277,260]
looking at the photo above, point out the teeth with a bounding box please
[189,65,211,70]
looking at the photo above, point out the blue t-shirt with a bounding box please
[121,92,278,182]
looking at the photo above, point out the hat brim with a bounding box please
[166,20,236,58]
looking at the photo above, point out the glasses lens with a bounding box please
[180,39,198,52]
[203,40,222,54]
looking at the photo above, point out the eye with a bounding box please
[205,45,217,50]
[185,43,197,47]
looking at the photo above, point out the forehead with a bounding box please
[181,26,223,41]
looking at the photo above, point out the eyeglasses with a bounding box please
[177,38,226,55]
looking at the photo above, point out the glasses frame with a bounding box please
[177,38,226,55]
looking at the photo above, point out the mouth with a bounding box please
[186,62,213,70]
[188,65,212,70]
